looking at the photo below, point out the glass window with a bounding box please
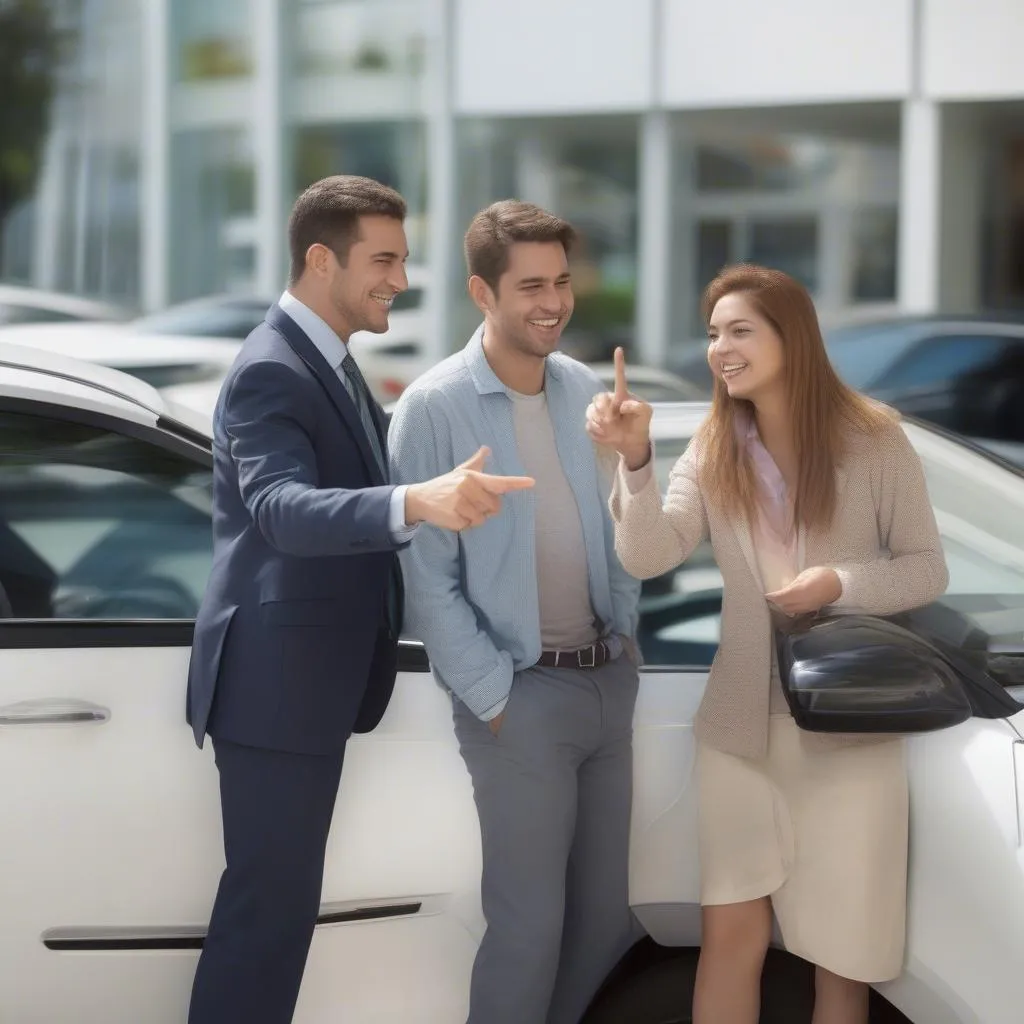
[695,137,836,193]
[748,216,819,292]
[696,220,733,303]
[455,116,639,356]
[673,119,900,343]
[294,122,428,261]
[293,0,425,80]
[0,412,212,620]
[172,0,253,81]
[170,129,256,302]
[850,207,898,301]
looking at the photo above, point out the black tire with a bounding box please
[582,948,816,1024]
[581,950,698,1024]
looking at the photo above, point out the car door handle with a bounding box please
[0,699,111,725]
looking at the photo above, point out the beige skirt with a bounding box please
[696,714,908,983]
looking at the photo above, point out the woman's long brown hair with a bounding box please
[693,264,893,533]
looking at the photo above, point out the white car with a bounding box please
[0,284,128,327]
[0,344,1022,1023]
[589,362,704,403]
[0,321,240,416]
[128,266,429,343]
[128,266,432,406]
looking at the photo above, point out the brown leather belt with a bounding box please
[536,640,611,670]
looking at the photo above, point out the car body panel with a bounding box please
[0,363,1023,1021]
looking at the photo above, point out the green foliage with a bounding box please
[0,0,59,267]
[571,285,636,330]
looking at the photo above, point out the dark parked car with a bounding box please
[675,315,1024,464]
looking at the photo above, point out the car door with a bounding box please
[626,430,721,945]
[0,401,224,1024]
[0,394,486,1024]
[625,419,1024,1023]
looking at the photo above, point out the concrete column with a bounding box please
[140,0,171,311]
[937,106,983,312]
[898,99,985,314]
[253,0,288,297]
[31,131,65,292]
[897,97,941,313]
[636,109,673,368]
[514,132,559,214]
[424,0,457,359]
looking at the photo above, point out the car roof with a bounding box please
[0,284,128,321]
[0,341,212,442]
[0,322,241,366]
[829,312,1024,336]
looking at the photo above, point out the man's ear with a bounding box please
[305,243,332,279]
[468,275,495,314]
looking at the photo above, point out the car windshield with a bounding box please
[825,325,920,390]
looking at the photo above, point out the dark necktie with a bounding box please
[341,352,386,477]
[341,351,402,636]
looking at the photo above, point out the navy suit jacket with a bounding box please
[186,304,406,755]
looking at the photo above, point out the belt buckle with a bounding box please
[577,644,596,669]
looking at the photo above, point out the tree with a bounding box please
[0,0,59,276]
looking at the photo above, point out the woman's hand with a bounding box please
[585,347,654,470]
[766,567,842,616]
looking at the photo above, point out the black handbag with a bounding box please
[774,610,985,734]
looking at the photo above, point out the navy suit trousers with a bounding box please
[187,739,345,1024]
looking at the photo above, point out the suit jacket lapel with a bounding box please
[266,305,386,485]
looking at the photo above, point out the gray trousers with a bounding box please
[453,652,641,1024]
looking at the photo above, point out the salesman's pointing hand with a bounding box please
[585,347,654,469]
[404,446,534,531]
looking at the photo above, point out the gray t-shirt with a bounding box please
[510,388,599,650]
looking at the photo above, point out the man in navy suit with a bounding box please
[185,175,533,1024]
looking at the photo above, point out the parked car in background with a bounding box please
[129,266,428,341]
[0,284,128,326]
[0,344,1021,1024]
[590,362,703,403]
[675,315,1024,465]
[0,322,238,411]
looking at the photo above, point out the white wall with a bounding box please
[923,0,1024,98]
[661,0,913,107]
[453,0,655,115]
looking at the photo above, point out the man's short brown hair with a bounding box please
[288,175,406,285]
[464,200,576,293]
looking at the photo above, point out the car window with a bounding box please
[0,304,82,326]
[637,426,1024,674]
[134,303,267,339]
[389,287,423,314]
[0,411,212,620]
[825,326,919,390]
[881,334,1012,391]
[637,438,723,668]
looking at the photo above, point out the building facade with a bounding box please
[4,0,1024,368]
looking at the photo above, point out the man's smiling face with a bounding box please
[328,214,409,337]
[480,241,574,359]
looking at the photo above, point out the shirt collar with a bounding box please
[278,290,348,371]
[464,323,564,396]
